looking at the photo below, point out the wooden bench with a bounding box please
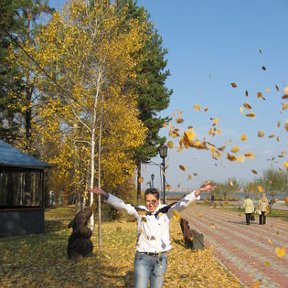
[180,218,204,250]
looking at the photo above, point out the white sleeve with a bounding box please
[167,190,200,218]
[105,193,139,219]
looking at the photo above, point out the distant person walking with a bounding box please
[258,193,269,225]
[242,195,254,225]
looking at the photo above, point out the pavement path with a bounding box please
[182,205,288,288]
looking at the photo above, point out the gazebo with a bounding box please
[0,140,50,237]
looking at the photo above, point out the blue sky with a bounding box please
[49,0,288,190]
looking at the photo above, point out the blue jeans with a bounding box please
[134,251,167,288]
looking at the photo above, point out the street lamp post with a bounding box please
[159,144,168,204]
[151,173,155,188]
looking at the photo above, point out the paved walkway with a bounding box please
[182,205,288,288]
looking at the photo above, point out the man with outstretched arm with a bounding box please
[88,181,216,288]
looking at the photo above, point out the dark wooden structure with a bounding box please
[180,218,204,250]
[0,140,50,237]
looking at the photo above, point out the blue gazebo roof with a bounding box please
[0,140,50,169]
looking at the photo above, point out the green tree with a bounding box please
[116,0,172,203]
[0,0,26,143]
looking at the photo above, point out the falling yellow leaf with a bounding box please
[241,133,247,141]
[167,141,174,149]
[265,87,271,93]
[285,121,288,132]
[240,107,245,114]
[275,84,279,92]
[172,210,181,221]
[244,152,255,159]
[176,117,184,124]
[282,103,288,110]
[193,104,201,111]
[243,102,252,109]
[188,174,193,180]
[230,82,237,88]
[257,186,264,193]
[283,161,288,169]
[257,91,265,100]
[209,223,216,229]
[245,112,256,118]
[183,127,196,145]
[258,130,265,137]
[275,247,286,258]
[204,106,209,112]
[236,155,245,163]
[212,118,220,126]
[169,128,180,138]
[231,146,240,153]
[179,164,186,171]
[252,169,258,175]
[227,153,237,161]
[141,216,147,222]
[268,133,275,138]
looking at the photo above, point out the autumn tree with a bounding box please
[3,0,53,150]
[30,0,148,228]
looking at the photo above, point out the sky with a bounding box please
[49,0,288,190]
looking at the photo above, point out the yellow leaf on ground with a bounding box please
[264,261,271,268]
[275,247,286,258]
[251,280,262,288]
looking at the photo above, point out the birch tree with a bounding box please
[29,0,147,231]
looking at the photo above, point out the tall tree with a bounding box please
[2,0,53,150]
[0,0,26,143]
[30,0,148,232]
[116,0,172,203]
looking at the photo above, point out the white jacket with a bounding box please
[105,191,200,253]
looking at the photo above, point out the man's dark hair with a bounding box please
[144,188,160,200]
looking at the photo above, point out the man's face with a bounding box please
[145,193,159,213]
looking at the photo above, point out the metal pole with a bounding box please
[162,158,166,204]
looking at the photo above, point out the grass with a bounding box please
[0,206,244,288]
